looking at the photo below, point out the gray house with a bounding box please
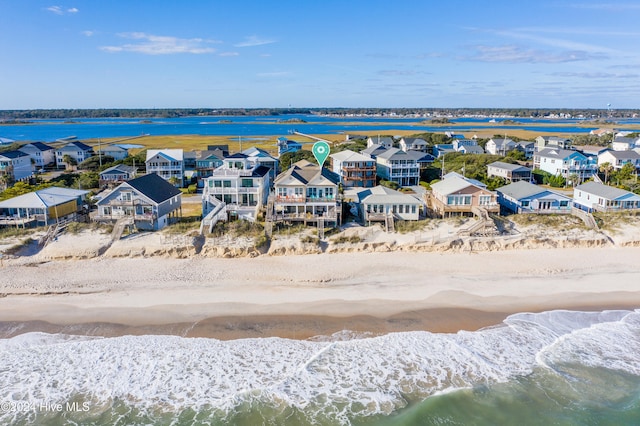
[497,181,572,214]
[95,173,182,230]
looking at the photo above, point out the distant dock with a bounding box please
[292,131,331,143]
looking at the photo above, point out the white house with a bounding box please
[574,181,640,212]
[485,138,516,155]
[242,147,280,182]
[367,136,394,149]
[375,148,421,187]
[201,153,271,223]
[597,149,640,171]
[534,148,597,182]
[55,141,94,168]
[535,136,572,151]
[145,149,184,186]
[398,137,428,153]
[18,142,55,169]
[356,185,422,224]
[611,136,639,151]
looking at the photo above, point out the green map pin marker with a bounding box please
[312,141,330,167]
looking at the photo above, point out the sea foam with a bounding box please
[0,309,638,424]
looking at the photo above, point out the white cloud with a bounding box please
[46,6,63,15]
[46,5,78,15]
[101,32,220,55]
[82,30,94,37]
[234,36,276,47]
[219,52,239,57]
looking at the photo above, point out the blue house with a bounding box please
[497,181,572,214]
[277,137,303,156]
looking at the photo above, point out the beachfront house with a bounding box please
[375,148,422,187]
[94,173,182,231]
[573,181,640,213]
[398,137,428,153]
[535,136,572,152]
[485,138,516,156]
[534,148,597,183]
[99,164,138,188]
[55,141,94,169]
[330,149,376,188]
[17,142,55,169]
[201,153,271,223]
[367,136,394,149]
[0,187,89,228]
[428,173,499,218]
[356,185,422,227]
[145,149,185,187]
[0,151,33,185]
[270,160,341,227]
[487,161,532,183]
[497,181,572,214]
[597,149,640,171]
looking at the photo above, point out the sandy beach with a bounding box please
[2,239,640,339]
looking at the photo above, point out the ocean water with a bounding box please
[1,309,639,425]
[2,115,639,142]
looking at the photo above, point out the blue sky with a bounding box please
[1,1,639,109]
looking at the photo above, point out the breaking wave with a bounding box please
[0,309,638,425]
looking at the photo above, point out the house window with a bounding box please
[294,187,304,196]
[399,205,404,213]
[447,195,472,205]
[559,201,569,207]
[479,195,492,206]
[241,179,253,188]
[411,205,416,214]
[277,187,287,197]
[214,180,222,187]
[521,200,530,207]
[223,181,231,188]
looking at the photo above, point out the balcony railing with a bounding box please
[275,196,339,204]
[93,212,156,222]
